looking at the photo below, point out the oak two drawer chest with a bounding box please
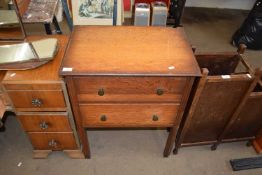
[60,26,201,158]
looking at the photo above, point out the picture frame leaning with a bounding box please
[72,0,123,25]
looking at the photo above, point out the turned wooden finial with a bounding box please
[237,44,247,54]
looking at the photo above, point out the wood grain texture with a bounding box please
[64,150,85,159]
[80,103,180,127]
[75,76,187,103]
[4,83,62,91]
[65,77,91,158]
[223,73,262,140]
[33,150,52,159]
[253,130,262,154]
[17,113,72,132]
[182,78,252,144]
[15,0,30,16]
[7,90,66,111]
[0,27,24,40]
[60,26,201,76]
[3,35,69,82]
[195,53,240,75]
[28,132,77,150]
[61,27,199,158]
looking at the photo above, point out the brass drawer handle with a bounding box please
[152,115,159,121]
[98,88,105,96]
[39,121,49,130]
[48,139,58,147]
[156,88,164,96]
[31,98,42,107]
[100,115,107,121]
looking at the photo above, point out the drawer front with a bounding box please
[80,104,180,127]
[74,77,188,103]
[17,114,72,132]
[3,83,62,91]
[7,90,66,111]
[28,132,77,150]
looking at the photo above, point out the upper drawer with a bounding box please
[17,113,72,132]
[7,90,66,112]
[74,77,188,103]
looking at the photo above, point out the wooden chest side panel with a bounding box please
[183,79,251,143]
[80,104,180,127]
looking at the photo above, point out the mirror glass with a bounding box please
[0,0,25,40]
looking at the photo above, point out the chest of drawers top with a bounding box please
[60,26,201,77]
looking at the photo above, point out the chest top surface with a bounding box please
[2,35,69,83]
[60,26,201,76]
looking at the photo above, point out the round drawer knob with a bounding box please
[156,89,164,96]
[31,98,42,107]
[98,88,105,96]
[39,121,49,130]
[100,115,107,121]
[152,115,159,121]
[48,139,57,147]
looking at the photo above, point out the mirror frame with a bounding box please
[0,0,26,41]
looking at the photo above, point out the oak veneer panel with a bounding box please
[28,132,77,150]
[7,90,66,111]
[80,103,179,127]
[18,114,72,132]
[224,94,262,140]
[3,35,69,82]
[4,83,62,91]
[60,26,201,76]
[75,76,187,103]
[182,79,252,144]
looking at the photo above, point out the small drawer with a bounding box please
[80,103,180,127]
[7,90,66,111]
[28,132,77,150]
[17,113,72,132]
[74,76,188,103]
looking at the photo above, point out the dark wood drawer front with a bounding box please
[74,77,187,103]
[17,114,72,132]
[7,90,66,111]
[28,132,77,150]
[80,104,180,127]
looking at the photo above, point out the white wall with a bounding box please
[185,0,257,10]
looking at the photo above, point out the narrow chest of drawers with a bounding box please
[2,35,83,159]
[60,26,201,158]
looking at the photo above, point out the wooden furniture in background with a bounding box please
[0,71,12,129]
[173,48,262,154]
[15,0,62,35]
[2,35,83,158]
[60,26,201,158]
[253,130,262,154]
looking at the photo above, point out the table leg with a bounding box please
[163,126,178,157]
[53,16,62,34]
[44,23,52,35]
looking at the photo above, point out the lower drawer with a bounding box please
[17,113,72,132]
[80,104,180,127]
[28,132,77,150]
